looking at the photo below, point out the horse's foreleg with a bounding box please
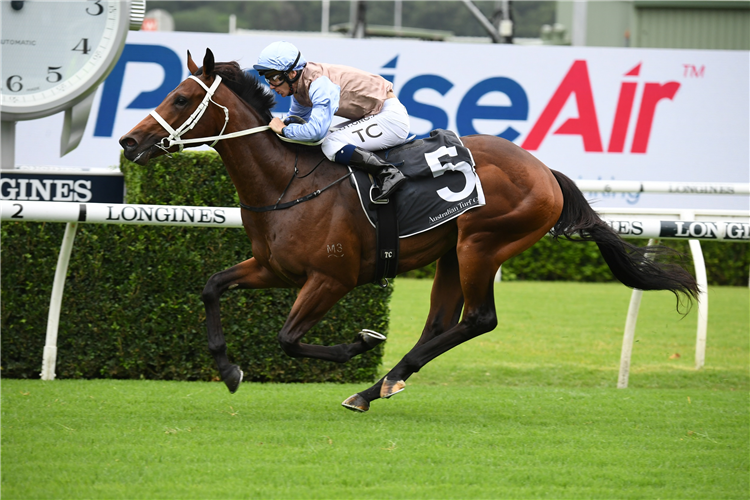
[343,250,464,412]
[276,274,376,363]
[378,265,497,398]
[202,257,289,393]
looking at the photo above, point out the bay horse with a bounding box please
[120,49,698,412]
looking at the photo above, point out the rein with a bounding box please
[150,75,322,151]
[240,156,352,212]
[151,73,338,212]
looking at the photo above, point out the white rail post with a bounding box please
[618,238,658,389]
[689,238,709,370]
[40,222,78,381]
[680,210,709,370]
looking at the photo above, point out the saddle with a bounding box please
[350,129,486,284]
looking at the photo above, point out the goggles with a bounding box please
[264,72,286,86]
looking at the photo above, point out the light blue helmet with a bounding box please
[253,41,307,75]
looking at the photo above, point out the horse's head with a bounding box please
[120,48,228,165]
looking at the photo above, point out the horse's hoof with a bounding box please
[341,393,370,412]
[359,329,386,348]
[223,365,243,394]
[380,378,405,399]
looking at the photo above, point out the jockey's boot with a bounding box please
[349,148,406,201]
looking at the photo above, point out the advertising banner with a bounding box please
[13,31,749,209]
[4,200,748,241]
[0,170,124,203]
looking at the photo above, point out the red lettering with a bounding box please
[522,60,603,152]
[631,82,680,153]
[607,82,637,153]
[625,63,641,76]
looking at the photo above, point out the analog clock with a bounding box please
[1,0,145,120]
[1,0,144,158]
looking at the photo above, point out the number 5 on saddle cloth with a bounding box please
[350,129,486,284]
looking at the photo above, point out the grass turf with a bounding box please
[2,281,748,499]
[386,281,748,391]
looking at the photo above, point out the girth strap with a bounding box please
[375,199,399,285]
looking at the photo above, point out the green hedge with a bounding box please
[503,237,749,286]
[1,152,390,382]
[403,229,749,286]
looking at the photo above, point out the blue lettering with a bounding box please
[398,75,453,139]
[94,44,183,137]
[93,46,533,146]
[380,74,395,85]
[456,77,528,142]
[382,56,399,69]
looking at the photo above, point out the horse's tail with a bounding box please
[549,169,699,311]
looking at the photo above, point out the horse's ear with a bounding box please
[187,50,199,75]
[203,48,215,77]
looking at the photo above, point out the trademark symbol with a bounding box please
[683,64,705,78]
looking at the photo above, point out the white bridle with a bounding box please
[149,74,320,153]
[150,75,232,152]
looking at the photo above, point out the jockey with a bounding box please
[254,41,409,201]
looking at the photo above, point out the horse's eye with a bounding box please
[175,96,188,106]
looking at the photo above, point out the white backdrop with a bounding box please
[14,31,749,209]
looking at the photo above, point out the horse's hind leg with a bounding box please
[342,249,464,412]
[379,228,551,400]
[275,274,383,362]
[202,257,290,393]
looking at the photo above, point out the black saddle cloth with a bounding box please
[350,129,485,238]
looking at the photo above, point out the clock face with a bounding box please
[1,0,128,120]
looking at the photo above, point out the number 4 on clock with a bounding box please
[73,38,90,55]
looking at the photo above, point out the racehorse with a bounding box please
[120,49,698,412]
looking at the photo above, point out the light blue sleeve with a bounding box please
[283,77,340,142]
[286,97,312,123]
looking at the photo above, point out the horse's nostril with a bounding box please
[120,136,137,149]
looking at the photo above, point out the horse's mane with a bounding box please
[196,61,276,122]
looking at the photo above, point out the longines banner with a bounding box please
[3,201,747,241]
[0,170,124,203]
[14,31,749,210]
[603,219,749,241]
